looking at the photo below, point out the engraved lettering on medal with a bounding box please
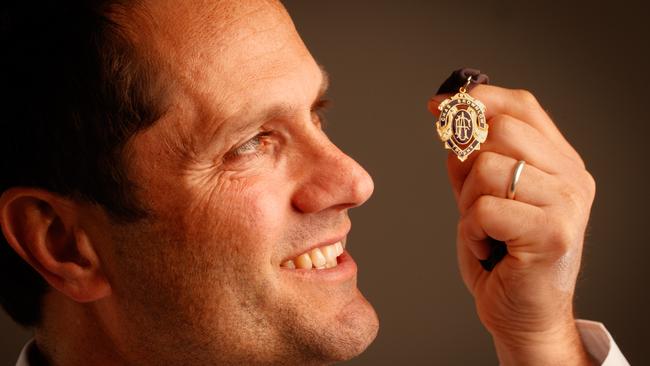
[452,110,472,143]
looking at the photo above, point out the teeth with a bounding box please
[309,248,327,268]
[295,253,313,269]
[281,260,295,269]
[321,245,337,268]
[283,241,345,270]
[334,242,343,256]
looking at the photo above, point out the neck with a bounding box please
[35,292,129,366]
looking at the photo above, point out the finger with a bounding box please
[428,84,583,166]
[447,151,477,201]
[456,236,485,295]
[428,85,561,150]
[457,152,563,215]
[447,114,576,199]
[446,114,577,194]
[427,92,452,118]
[458,195,550,263]
[481,114,576,175]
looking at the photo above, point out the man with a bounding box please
[0,0,629,365]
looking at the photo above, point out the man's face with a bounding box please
[93,0,378,364]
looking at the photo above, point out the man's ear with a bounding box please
[0,188,111,303]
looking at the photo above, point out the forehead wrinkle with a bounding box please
[154,6,299,143]
[143,0,294,75]
[135,0,318,163]
[239,65,329,126]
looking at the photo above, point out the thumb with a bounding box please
[427,93,452,117]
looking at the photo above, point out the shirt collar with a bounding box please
[15,338,34,366]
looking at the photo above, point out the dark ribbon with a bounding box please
[436,68,490,94]
[436,68,506,272]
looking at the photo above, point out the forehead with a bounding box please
[126,0,320,119]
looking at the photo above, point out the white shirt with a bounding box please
[15,320,630,365]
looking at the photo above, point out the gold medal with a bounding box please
[435,76,488,161]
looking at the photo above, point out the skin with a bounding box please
[96,1,379,364]
[429,88,596,365]
[4,1,377,365]
[0,0,598,365]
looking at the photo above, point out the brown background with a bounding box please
[1,0,648,365]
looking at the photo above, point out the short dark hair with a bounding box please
[0,1,168,327]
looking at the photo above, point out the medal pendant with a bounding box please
[435,87,488,162]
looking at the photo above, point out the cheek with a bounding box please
[181,173,292,269]
[106,174,294,329]
[230,178,289,237]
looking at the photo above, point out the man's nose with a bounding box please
[291,136,374,214]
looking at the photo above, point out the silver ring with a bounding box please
[507,160,526,200]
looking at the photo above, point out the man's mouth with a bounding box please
[281,241,345,270]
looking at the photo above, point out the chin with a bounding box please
[318,291,380,363]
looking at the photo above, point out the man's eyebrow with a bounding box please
[176,66,333,159]
[249,65,330,124]
[214,65,332,143]
[317,65,330,100]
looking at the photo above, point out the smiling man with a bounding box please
[0,1,629,365]
[1,1,376,364]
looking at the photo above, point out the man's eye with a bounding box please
[224,132,272,161]
[311,98,331,128]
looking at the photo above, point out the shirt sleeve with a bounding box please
[576,319,630,366]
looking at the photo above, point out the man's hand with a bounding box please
[429,85,596,366]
